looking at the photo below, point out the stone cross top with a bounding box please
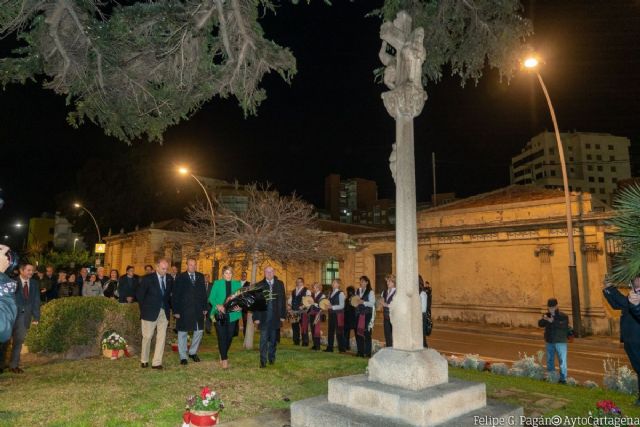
[380,11,426,351]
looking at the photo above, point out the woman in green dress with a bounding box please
[209,265,242,369]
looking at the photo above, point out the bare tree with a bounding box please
[185,184,336,283]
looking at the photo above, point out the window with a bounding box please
[599,188,605,194]
[549,147,555,155]
[568,146,573,151]
[612,177,618,183]
[611,166,617,172]
[322,260,340,286]
[596,155,602,161]
[598,177,605,183]
[569,157,574,162]
[597,165,603,172]
[587,154,592,160]
[550,170,556,176]
[588,176,595,182]
[610,155,615,161]
[608,145,614,150]
[570,167,575,173]
[587,165,593,171]
[590,188,596,193]
[535,172,543,179]
[586,143,591,149]
[596,144,601,149]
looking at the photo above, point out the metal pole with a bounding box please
[190,174,216,262]
[80,206,102,242]
[432,152,437,207]
[536,72,582,337]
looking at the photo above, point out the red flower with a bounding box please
[596,400,620,414]
[200,387,211,400]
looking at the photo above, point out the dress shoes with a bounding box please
[10,367,24,374]
[180,359,188,365]
[140,362,149,368]
[188,354,201,362]
[151,365,163,370]
[268,360,275,365]
[260,361,266,368]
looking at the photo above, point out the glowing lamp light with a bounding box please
[178,167,190,175]
[523,57,539,69]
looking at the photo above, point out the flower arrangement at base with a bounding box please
[182,386,224,427]
[101,331,130,360]
[590,400,633,426]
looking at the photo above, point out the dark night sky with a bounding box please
[1,0,639,239]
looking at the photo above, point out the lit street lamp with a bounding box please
[73,237,79,252]
[178,166,217,263]
[73,202,102,243]
[524,55,582,337]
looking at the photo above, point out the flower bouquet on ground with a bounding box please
[182,386,224,427]
[101,331,130,359]
[590,400,633,426]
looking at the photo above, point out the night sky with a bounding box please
[1,0,639,241]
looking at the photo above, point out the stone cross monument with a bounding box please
[290,11,522,426]
[380,10,426,351]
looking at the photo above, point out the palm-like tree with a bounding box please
[610,184,640,283]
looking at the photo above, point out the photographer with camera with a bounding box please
[604,275,640,405]
[538,298,570,384]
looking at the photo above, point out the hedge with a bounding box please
[26,297,141,354]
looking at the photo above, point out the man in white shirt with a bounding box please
[325,279,346,353]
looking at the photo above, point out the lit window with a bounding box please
[323,260,340,286]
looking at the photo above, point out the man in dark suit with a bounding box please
[136,258,173,369]
[0,262,40,373]
[172,258,207,365]
[605,277,640,405]
[117,265,139,303]
[253,266,286,368]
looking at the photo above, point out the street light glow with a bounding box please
[523,57,539,69]
[178,166,190,175]
[73,202,81,208]
[15,222,22,228]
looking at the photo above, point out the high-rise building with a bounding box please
[324,174,394,225]
[510,132,632,205]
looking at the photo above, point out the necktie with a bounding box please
[190,273,195,284]
[23,281,29,299]
[160,277,165,295]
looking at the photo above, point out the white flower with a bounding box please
[202,400,209,407]
[205,393,211,399]
[211,392,217,398]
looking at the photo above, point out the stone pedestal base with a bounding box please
[290,349,522,427]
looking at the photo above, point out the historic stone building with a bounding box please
[104,186,619,335]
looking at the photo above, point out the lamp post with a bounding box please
[178,167,217,266]
[524,56,582,337]
[73,237,79,252]
[73,202,103,266]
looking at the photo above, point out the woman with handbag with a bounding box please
[209,266,242,369]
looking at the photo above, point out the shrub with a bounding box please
[566,377,578,387]
[545,371,560,383]
[510,352,545,380]
[584,380,599,389]
[490,362,509,376]
[603,358,638,395]
[26,297,140,355]
[462,354,486,371]
[448,355,463,368]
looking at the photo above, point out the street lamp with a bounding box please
[524,55,582,337]
[73,237,79,252]
[73,202,102,243]
[178,166,217,263]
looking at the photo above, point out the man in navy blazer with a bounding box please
[136,258,173,369]
[0,262,40,373]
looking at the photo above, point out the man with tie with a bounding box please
[253,266,286,368]
[172,258,207,365]
[0,262,40,373]
[136,258,173,369]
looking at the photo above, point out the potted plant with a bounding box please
[101,331,129,359]
[182,386,224,427]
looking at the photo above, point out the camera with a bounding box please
[4,249,19,274]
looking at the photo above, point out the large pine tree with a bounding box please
[0,0,530,143]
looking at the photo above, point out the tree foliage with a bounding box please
[0,0,530,143]
[183,183,337,282]
[609,184,640,283]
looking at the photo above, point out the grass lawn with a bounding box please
[0,333,638,426]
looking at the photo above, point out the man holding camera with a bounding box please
[604,276,640,405]
[538,298,570,384]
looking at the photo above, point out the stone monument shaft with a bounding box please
[380,11,427,351]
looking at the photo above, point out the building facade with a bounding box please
[104,186,620,336]
[324,174,395,225]
[510,132,632,205]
